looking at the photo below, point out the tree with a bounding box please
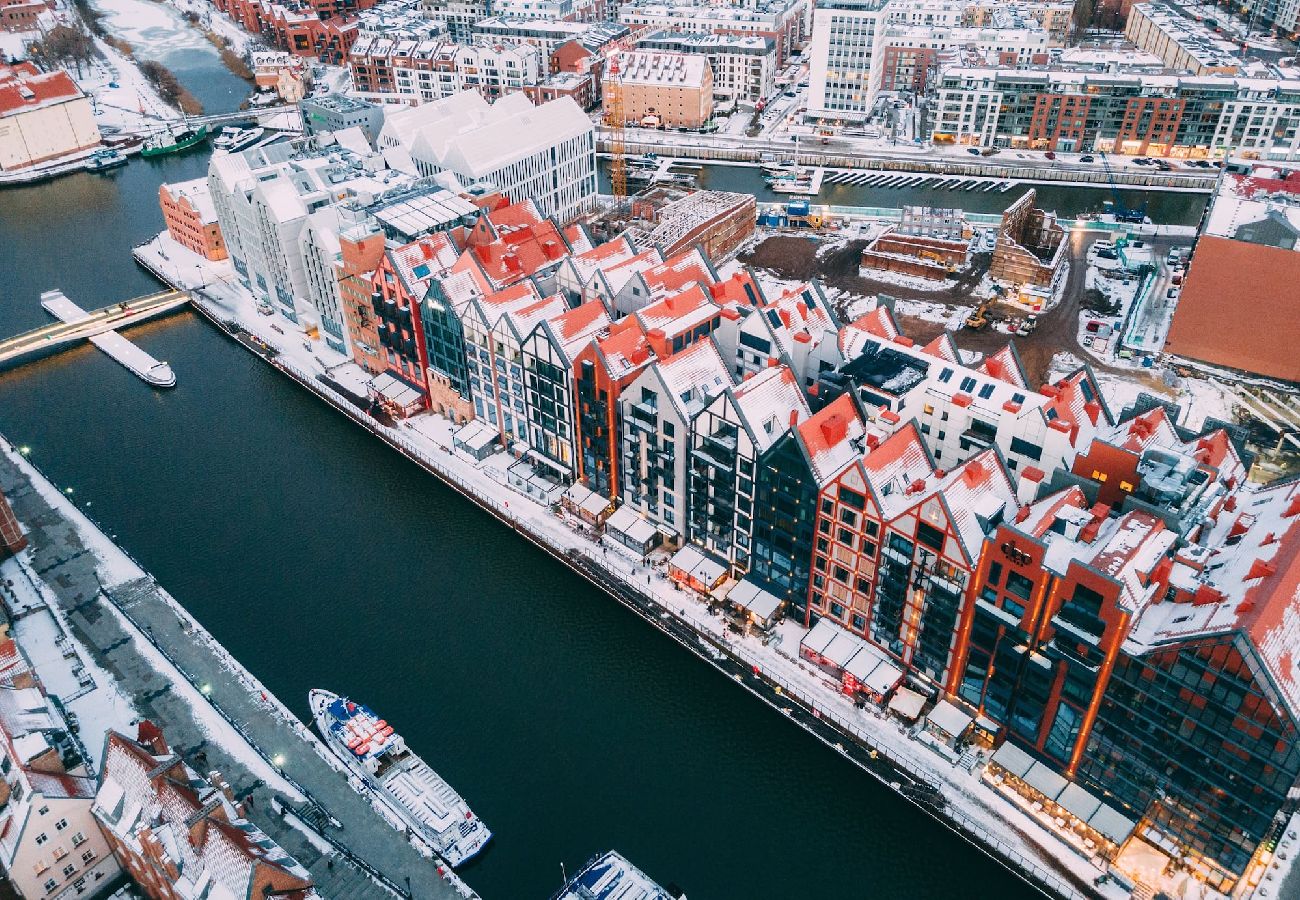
[30,24,96,77]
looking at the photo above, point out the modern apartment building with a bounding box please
[807,0,893,120]
[617,0,807,65]
[349,37,544,104]
[1124,2,1242,76]
[928,66,1300,158]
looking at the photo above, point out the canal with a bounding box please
[0,19,1181,900]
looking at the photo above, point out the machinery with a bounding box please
[605,53,627,204]
[1098,152,1148,224]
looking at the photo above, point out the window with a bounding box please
[830,602,846,618]
[35,833,48,845]
[54,819,68,832]
[1119,480,1134,492]
[71,832,86,847]
[62,864,76,878]
[1006,571,1033,600]
[43,879,57,894]
[80,850,95,864]
[917,521,945,552]
[38,805,48,816]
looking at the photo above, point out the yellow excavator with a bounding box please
[966,301,991,330]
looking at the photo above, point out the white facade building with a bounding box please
[807,0,893,120]
[380,91,597,223]
[637,32,777,104]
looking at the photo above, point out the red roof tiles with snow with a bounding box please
[642,248,714,297]
[0,67,83,117]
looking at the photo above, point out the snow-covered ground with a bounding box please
[159,0,264,57]
[0,439,305,800]
[133,230,1206,900]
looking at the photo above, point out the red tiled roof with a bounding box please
[1164,235,1300,382]
[0,68,82,117]
[642,248,714,297]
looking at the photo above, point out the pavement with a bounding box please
[0,443,471,900]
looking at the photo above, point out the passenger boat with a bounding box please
[553,851,683,900]
[85,149,127,172]
[141,124,209,158]
[309,690,491,868]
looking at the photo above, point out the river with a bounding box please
[1,19,1082,900]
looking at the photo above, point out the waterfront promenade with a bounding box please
[0,437,474,900]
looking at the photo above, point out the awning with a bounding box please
[842,647,881,682]
[563,483,609,519]
[668,545,727,588]
[822,632,861,667]
[888,687,926,721]
[725,579,782,623]
[452,419,497,453]
[800,618,840,656]
[991,741,1036,779]
[863,659,903,696]
[1058,783,1102,823]
[1022,762,1068,801]
[927,700,973,739]
[1087,804,1136,845]
[369,372,423,408]
[604,505,659,546]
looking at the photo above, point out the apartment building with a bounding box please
[419,0,489,41]
[158,179,227,261]
[380,91,597,224]
[0,63,99,172]
[0,677,121,900]
[575,318,655,498]
[879,23,1049,93]
[605,50,713,128]
[300,94,384,144]
[617,0,807,65]
[928,66,1300,157]
[807,0,893,120]
[636,32,777,105]
[1125,3,1241,76]
[210,0,374,62]
[687,365,810,574]
[522,300,612,481]
[472,17,627,61]
[620,340,733,539]
[207,136,414,333]
[94,723,316,900]
[349,37,543,104]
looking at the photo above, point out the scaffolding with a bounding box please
[605,52,627,205]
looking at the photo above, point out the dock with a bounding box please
[0,289,185,383]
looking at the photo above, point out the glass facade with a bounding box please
[749,434,816,611]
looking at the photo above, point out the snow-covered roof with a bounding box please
[730,365,810,455]
[653,339,732,419]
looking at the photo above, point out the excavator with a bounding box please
[965,301,992,330]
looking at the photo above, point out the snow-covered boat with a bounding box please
[553,851,683,900]
[309,690,491,867]
[213,126,265,153]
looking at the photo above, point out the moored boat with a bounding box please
[553,851,684,900]
[309,689,491,868]
[141,124,209,158]
[86,149,127,172]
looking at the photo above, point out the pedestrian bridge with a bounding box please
[0,289,189,370]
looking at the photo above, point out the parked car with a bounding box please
[981,147,1000,156]
[1083,335,1094,347]
[1097,248,1118,259]
[1172,274,1183,285]
[1044,151,1056,160]
[1079,154,1095,163]
[1086,321,1102,332]
[967,148,982,155]
[1167,287,1180,299]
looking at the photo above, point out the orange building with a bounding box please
[604,51,713,129]
[158,179,227,261]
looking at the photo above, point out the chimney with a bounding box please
[1015,465,1044,505]
[136,720,170,756]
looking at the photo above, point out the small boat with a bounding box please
[85,149,127,172]
[554,851,683,900]
[141,124,209,158]
[310,690,491,868]
[213,126,265,153]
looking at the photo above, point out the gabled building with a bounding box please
[462,280,568,442]
[612,246,716,317]
[94,723,316,900]
[632,284,725,359]
[574,318,654,498]
[0,681,120,900]
[421,268,490,423]
[687,365,810,574]
[718,279,843,388]
[522,300,611,482]
[620,340,732,539]
[451,199,580,291]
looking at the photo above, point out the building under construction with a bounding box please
[859,205,973,281]
[988,189,1067,308]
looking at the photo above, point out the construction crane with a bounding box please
[1098,151,1148,224]
[605,51,627,205]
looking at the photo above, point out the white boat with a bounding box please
[213,126,265,153]
[309,690,491,867]
[768,176,814,194]
[553,851,682,900]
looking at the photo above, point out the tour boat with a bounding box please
[553,851,683,900]
[309,690,491,868]
[141,124,209,158]
[213,126,265,153]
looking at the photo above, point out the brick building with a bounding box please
[158,179,227,261]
